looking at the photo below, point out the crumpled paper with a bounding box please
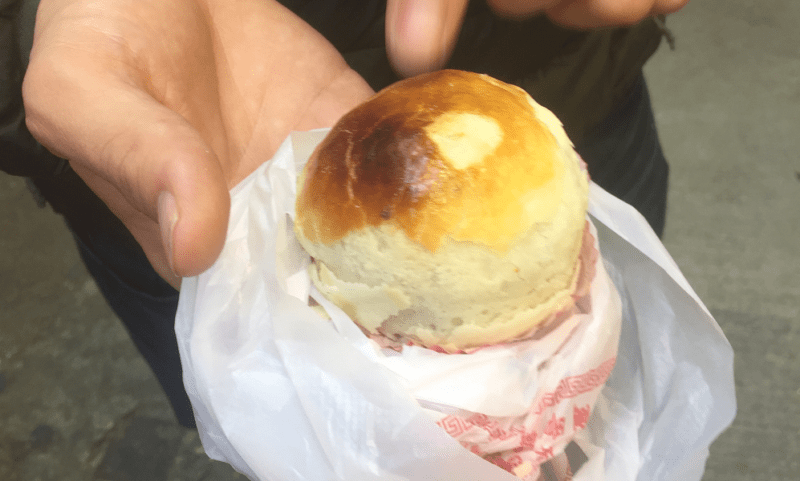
[175,129,736,481]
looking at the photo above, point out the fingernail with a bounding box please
[158,191,178,276]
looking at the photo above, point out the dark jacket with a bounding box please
[1,0,664,178]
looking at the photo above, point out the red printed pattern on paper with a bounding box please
[435,356,616,480]
[486,453,523,472]
[535,357,616,415]
[466,413,517,441]
[573,405,591,431]
[439,415,471,437]
[517,430,538,450]
[544,414,565,438]
[535,445,554,460]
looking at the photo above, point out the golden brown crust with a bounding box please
[295,69,563,253]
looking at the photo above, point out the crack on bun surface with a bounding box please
[295,70,590,352]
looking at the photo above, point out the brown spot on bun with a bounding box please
[295,69,561,253]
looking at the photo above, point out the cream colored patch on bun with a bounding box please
[424,111,503,170]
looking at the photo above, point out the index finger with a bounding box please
[542,0,690,28]
[385,0,470,77]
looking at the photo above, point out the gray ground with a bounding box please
[1,1,798,479]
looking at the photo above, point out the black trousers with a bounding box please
[576,74,669,236]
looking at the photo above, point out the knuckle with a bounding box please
[22,53,68,119]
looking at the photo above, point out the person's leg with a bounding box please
[574,74,669,237]
[2,0,194,428]
[31,169,195,428]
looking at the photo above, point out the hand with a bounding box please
[23,0,374,288]
[385,0,689,76]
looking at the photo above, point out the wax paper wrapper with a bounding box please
[175,130,736,481]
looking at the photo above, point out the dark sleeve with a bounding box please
[281,0,664,143]
[1,0,66,178]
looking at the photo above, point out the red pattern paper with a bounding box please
[409,217,616,480]
[435,355,616,480]
[573,405,591,431]
[544,414,566,438]
[535,357,617,415]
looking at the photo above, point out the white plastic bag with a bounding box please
[175,130,736,481]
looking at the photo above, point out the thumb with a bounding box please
[385,0,469,77]
[24,69,230,285]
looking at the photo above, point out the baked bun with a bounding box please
[294,70,589,352]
